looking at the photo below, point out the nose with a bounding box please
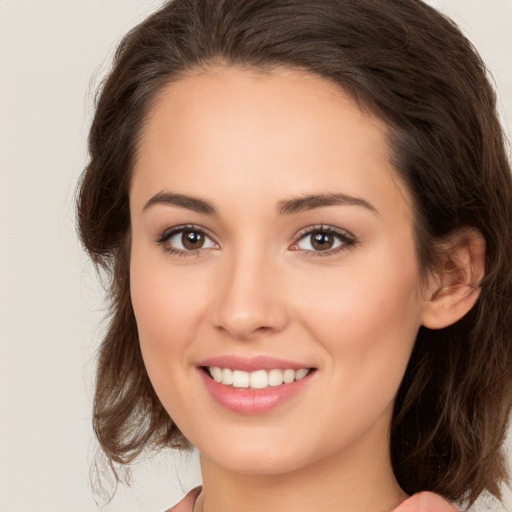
[211,250,290,341]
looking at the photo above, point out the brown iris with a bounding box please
[311,231,335,251]
[182,230,205,250]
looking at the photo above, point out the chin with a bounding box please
[206,449,308,476]
[194,429,329,477]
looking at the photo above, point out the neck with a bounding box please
[198,424,407,512]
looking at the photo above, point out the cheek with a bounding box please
[129,246,210,408]
[300,260,421,338]
[295,246,423,404]
[130,248,208,348]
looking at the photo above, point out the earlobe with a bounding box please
[421,228,486,330]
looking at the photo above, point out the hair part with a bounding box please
[77,0,512,505]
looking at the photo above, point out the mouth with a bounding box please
[197,356,317,413]
[201,366,314,390]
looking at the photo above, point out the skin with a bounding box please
[128,66,479,512]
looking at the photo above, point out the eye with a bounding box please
[291,226,355,254]
[157,225,218,255]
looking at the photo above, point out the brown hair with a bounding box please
[77,0,512,505]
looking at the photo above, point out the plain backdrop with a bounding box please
[0,1,510,511]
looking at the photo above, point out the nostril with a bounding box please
[255,326,272,332]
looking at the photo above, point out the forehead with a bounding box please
[131,65,411,220]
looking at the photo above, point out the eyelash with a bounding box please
[156,224,356,257]
[157,224,217,257]
[292,225,356,257]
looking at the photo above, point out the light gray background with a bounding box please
[0,1,510,511]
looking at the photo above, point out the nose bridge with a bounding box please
[212,241,289,339]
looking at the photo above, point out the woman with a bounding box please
[77,0,512,510]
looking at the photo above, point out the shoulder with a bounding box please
[164,488,457,512]
[393,491,459,512]
[164,486,202,512]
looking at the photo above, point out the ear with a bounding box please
[421,228,486,330]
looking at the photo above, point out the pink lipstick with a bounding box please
[197,355,315,414]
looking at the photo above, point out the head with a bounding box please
[77,0,512,505]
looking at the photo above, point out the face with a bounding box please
[129,66,428,476]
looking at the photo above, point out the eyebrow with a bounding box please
[277,193,377,216]
[142,191,377,216]
[143,191,217,215]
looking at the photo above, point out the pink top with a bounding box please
[165,487,459,512]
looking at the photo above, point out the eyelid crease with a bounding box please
[290,224,357,257]
[156,223,219,257]
[156,223,215,243]
[155,223,357,258]
[293,224,355,241]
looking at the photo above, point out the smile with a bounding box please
[206,367,310,389]
[198,358,316,414]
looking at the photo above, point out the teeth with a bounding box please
[250,370,268,389]
[295,368,309,380]
[207,367,311,389]
[210,367,222,383]
[222,368,233,385]
[268,369,284,386]
[283,369,295,384]
[232,370,249,388]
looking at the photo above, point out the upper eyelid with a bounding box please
[157,224,216,243]
[156,223,356,250]
[294,224,355,241]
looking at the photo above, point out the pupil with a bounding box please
[312,231,333,251]
[182,231,204,250]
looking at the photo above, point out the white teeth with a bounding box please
[210,366,222,383]
[268,369,284,386]
[283,368,295,384]
[232,370,250,388]
[295,368,309,381]
[249,370,268,389]
[222,368,233,385]
[207,367,310,389]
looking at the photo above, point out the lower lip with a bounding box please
[199,369,313,414]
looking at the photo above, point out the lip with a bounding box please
[198,355,312,372]
[199,369,313,414]
[197,355,316,415]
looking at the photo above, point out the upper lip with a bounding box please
[198,355,314,372]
